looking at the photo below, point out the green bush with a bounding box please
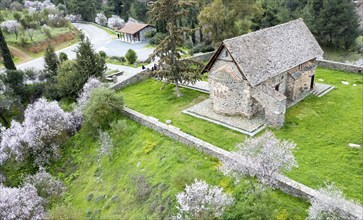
[98,50,107,59]
[52,60,82,99]
[189,43,214,55]
[148,32,167,45]
[125,49,137,64]
[110,56,126,62]
[83,88,124,129]
[59,52,68,62]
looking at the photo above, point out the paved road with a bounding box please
[15,23,155,72]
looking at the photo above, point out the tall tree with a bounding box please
[44,45,59,77]
[75,36,106,79]
[149,0,203,97]
[307,0,359,49]
[198,0,262,47]
[0,28,16,70]
[67,0,102,21]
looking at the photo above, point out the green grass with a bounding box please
[106,57,149,68]
[49,118,308,219]
[3,27,73,45]
[119,67,363,204]
[322,36,363,62]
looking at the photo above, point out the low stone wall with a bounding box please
[123,107,363,219]
[112,70,150,90]
[317,59,363,74]
[187,51,214,62]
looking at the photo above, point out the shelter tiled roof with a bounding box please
[118,23,152,35]
[204,19,324,87]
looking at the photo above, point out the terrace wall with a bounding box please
[123,107,363,219]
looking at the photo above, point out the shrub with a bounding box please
[98,50,107,59]
[132,174,152,202]
[83,87,124,129]
[42,24,51,38]
[59,52,68,62]
[189,43,214,55]
[125,49,137,64]
[110,55,126,62]
[221,183,275,220]
[147,31,167,45]
[19,35,29,47]
[53,60,81,99]
[24,169,66,202]
[110,119,129,134]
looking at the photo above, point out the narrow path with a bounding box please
[8,45,33,63]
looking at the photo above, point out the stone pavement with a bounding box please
[183,99,266,136]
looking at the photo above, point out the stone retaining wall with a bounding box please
[112,70,150,90]
[123,107,363,219]
[186,51,214,62]
[315,59,362,74]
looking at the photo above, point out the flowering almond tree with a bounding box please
[222,131,297,188]
[175,179,234,219]
[0,183,46,220]
[107,15,125,29]
[0,20,21,40]
[95,12,107,26]
[0,98,78,165]
[308,183,357,220]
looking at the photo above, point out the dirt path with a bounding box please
[8,45,33,64]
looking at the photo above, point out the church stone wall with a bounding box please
[286,60,317,100]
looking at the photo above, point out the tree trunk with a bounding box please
[0,114,9,127]
[0,28,16,70]
[175,80,182,97]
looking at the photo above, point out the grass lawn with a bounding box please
[49,119,308,219]
[4,27,73,45]
[119,67,363,204]
[106,57,149,68]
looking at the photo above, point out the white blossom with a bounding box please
[24,0,55,11]
[24,168,66,200]
[221,131,297,187]
[0,20,21,34]
[97,130,113,163]
[107,15,125,29]
[77,77,104,110]
[175,179,234,219]
[0,183,46,220]
[95,12,107,26]
[0,98,78,165]
[308,183,358,220]
[65,14,82,22]
[127,17,140,24]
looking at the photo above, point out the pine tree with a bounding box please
[149,0,203,97]
[75,36,106,80]
[44,45,59,77]
[0,28,16,70]
[309,0,360,49]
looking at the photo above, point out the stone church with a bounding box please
[202,19,324,128]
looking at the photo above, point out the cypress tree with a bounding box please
[0,28,16,70]
[149,0,203,97]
